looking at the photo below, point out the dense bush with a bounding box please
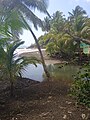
[71,63,90,107]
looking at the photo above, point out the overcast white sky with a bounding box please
[20,0,90,47]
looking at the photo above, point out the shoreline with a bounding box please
[19,49,50,60]
[19,49,67,65]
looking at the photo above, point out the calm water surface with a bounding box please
[21,64,44,82]
[17,49,79,82]
[21,63,79,82]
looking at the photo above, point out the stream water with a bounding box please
[16,49,79,82]
[21,64,44,82]
[21,63,79,82]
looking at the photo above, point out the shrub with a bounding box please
[71,63,90,107]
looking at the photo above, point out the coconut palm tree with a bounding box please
[1,0,50,29]
[42,16,51,33]
[68,6,87,36]
[50,11,66,34]
[21,15,50,79]
[0,0,51,80]
[0,41,40,96]
[67,6,88,61]
[68,5,86,19]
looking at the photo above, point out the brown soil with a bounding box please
[0,78,90,120]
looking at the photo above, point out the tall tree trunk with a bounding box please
[22,16,50,80]
[10,80,14,97]
[29,28,50,80]
[9,72,14,97]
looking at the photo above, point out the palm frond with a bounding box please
[8,41,24,58]
[20,56,41,67]
[7,10,28,30]
[81,26,90,34]
[1,0,50,29]
[6,41,24,69]
[23,0,48,12]
[19,3,43,29]
[0,46,6,62]
[0,37,9,46]
[14,56,24,64]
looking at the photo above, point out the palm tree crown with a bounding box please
[1,0,49,29]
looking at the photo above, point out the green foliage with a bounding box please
[46,42,56,56]
[0,41,40,80]
[0,10,28,40]
[50,11,66,33]
[68,6,88,38]
[71,64,90,107]
[0,40,40,96]
[39,32,77,58]
[0,0,51,95]
[1,0,49,30]
[42,16,51,32]
[39,6,90,60]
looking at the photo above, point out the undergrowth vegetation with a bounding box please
[71,63,90,107]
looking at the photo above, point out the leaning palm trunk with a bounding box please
[9,71,14,97]
[22,16,50,80]
[29,28,50,80]
[10,79,14,97]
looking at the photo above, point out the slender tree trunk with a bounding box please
[21,15,51,80]
[29,27,50,80]
[10,72,14,97]
[10,80,14,97]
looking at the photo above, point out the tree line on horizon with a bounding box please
[38,5,90,60]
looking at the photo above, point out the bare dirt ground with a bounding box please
[0,78,90,120]
[0,51,90,120]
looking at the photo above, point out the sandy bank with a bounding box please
[19,49,66,64]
